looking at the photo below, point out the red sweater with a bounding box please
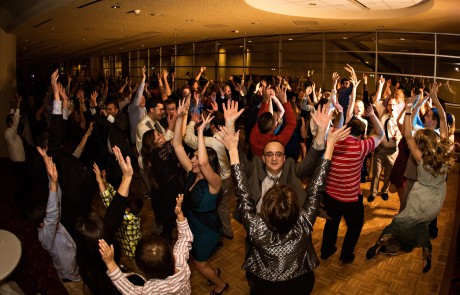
[326,136,376,202]
[249,101,296,158]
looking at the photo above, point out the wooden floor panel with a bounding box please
[119,165,459,294]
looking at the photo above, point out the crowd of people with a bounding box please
[4,63,458,294]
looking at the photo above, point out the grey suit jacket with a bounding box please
[235,143,325,221]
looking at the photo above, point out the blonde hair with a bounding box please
[413,128,458,177]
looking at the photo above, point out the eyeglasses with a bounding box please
[264,152,284,158]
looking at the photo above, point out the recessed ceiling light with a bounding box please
[112,4,120,9]
[304,27,309,30]
[309,3,316,5]
[248,40,252,43]
[185,19,193,22]
[288,38,293,41]
[456,67,459,72]
[378,25,384,28]
[231,30,239,33]
[343,37,348,40]
[400,38,405,41]
[51,27,54,30]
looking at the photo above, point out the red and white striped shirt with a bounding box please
[108,219,193,294]
[326,136,376,202]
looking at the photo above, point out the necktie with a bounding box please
[154,121,164,135]
[270,175,279,185]
[384,117,390,142]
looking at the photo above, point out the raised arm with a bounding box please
[195,66,206,82]
[366,104,384,146]
[132,67,146,107]
[404,102,423,162]
[36,147,61,250]
[430,82,448,138]
[72,122,94,158]
[345,75,361,124]
[197,113,222,194]
[374,75,386,117]
[162,69,172,98]
[172,97,193,172]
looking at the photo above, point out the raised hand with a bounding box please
[210,99,218,112]
[93,163,103,183]
[198,113,214,133]
[223,100,244,125]
[98,239,116,270]
[175,194,184,215]
[191,111,202,125]
[344,64,357,81]
[177,96,190,117]
[328,125,351,145]
[216,125,240,152]
[112,146,133,178]
[51,69,60,100]
[90,91,98,107]
[378,75,385,87]
[311,103,332,130]
[364,104,375,117]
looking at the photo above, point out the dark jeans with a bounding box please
[246,271,315,295]
[321,193,364,261]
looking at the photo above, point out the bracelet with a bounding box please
[405,112,412,115]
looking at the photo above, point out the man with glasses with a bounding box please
[227,101,330,217]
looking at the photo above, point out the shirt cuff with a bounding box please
[107,115,115,123]
[52,100,62,115]
[63,108,71,120]
[90,108,96,115]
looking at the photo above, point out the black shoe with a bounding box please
[423,254,432,273]
[367,195,375,202]
[339,254,355,264]
[210,283,229,295]
[366,241,383,260]
[320,246,337,260]
[381,193,389,201]
[378,246,398,256]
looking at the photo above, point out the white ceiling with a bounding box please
[0,0,458,64]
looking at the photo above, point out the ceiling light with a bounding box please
[248,40,252,43]
[288,38,293,41]
[343,37,348,40]
[378,25,384,28]
[240,45,243,48]
[185,19,193,22]
[111,4,120,9]
[51,27,54,30]
[231,30,239,33]
[309,3,316,5]
[400,38,405,41]
[456,67,459,72]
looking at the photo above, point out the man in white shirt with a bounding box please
[136,98,174,167]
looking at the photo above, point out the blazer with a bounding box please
[238,143,325,208]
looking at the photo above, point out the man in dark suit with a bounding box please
[91,95,135,187]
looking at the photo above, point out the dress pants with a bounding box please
[321,193,364,261]
[246,271,315,295]
[370,146,398,196]
[219,177,234,237]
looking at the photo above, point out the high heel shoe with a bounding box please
[423,253,432,273]
[210,283,229,295]
[207,268,221,286]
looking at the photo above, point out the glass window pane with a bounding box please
[246,36,279,69]
[437,34,460,57]
[377,53,434,76]
[326,32,376,52]
[377,33,434,54]
[437,57,460,81]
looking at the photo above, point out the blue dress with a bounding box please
[183,172,222,262]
